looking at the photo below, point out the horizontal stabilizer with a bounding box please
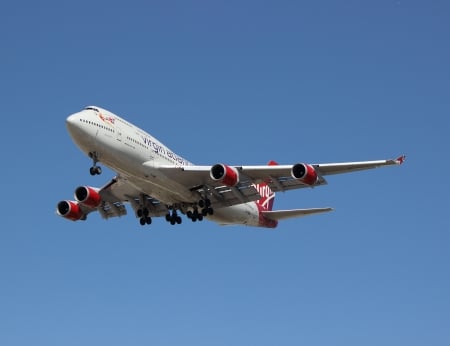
[262,207,333,221]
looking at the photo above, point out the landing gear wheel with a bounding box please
[139,216,152,226]
[89,166,101,175]
[200,206,214,216]
[189,209,203,222]
[165,208,182,225]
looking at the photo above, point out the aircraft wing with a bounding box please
[75,177,170,220]
[228,155,406,181]
[146,155,405,201]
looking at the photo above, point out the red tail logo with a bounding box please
[254,160,277,212]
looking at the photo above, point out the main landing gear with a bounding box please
[137,207,152,226]
[135,199,214,227]
[186,199,214,222]
[88,152,102,175]
[165,209,182,225]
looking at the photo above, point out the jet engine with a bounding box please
[291,163,319,185]
[57,200,83,221]
[210,164,239,187]
[75,186,102,208]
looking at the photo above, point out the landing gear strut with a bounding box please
[88,152,102,175]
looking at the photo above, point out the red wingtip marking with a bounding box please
[268,160,279,166]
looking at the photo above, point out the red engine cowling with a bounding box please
[291,163,318,185]
[210,164,239,187]
[75,186,101,208]
[57,200,83,221]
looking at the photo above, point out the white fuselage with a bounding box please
[66,107,261,226]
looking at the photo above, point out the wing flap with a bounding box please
[97,201,127,219]
[194,183,261,207]
[98,176,170,218]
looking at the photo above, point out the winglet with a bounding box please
[395,155,406,165]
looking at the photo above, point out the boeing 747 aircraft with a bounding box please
[56,106,405,228]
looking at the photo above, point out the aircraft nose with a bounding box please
[66,112,80,127]
[66,111,84,138]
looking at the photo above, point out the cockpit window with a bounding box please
[84,107,99,112]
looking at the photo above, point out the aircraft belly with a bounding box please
[208,203,259,226]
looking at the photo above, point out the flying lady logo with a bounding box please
[254,160,278,211]
[254,183,275,211]
[99,112,115,126]
[256,184,273,199]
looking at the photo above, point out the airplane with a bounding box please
[56,106,405,228]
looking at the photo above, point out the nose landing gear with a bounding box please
[88,152,102,175]
[89,166,102,175]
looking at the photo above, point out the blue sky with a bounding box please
[1,1,449,345]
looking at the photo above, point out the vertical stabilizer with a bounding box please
[254,160,277,212]
[254,161,279,228]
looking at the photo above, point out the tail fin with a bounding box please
[255,160,278,212]
[255,161,333,228]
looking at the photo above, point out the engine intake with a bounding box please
[75,186,101,208]
[210,164,239,187]
[291,163,318,185]
[57,200,83,221]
